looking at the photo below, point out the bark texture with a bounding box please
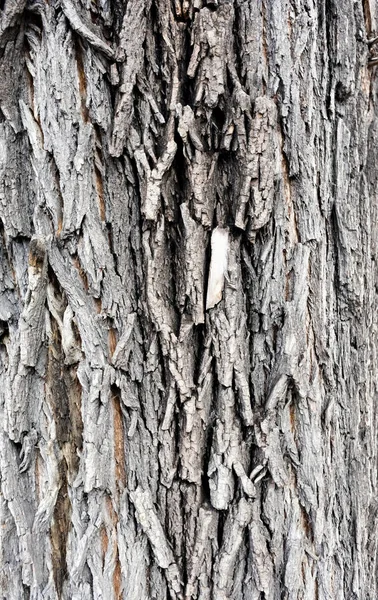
[1,0,378,598]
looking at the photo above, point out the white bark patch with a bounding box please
[206,227,229,310]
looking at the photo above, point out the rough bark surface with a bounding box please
[1,0,378,599]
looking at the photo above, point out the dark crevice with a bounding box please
[324,0,335,119]
[22,584,31,600]
[201,471,212,506]
[216,509,226,550]
[202,227,212,317]
[112,1,127,37]
[11,438,23,456]
[171,129,189,214]
[329,201,341,314]
[210,103,226,151]
[192,322,206,387]
[166,224,182,336]
[232,4,246,88]
[180,16,196,107]
[24,8,43,37]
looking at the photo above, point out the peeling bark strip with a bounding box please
[206,227,229,310]
[0,0,378,599]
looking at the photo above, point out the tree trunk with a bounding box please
[1,0,378,598]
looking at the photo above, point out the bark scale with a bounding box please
[0,0,378,599]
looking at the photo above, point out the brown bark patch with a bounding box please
[74,36,89,123]
[104,495,123,597]
[47,319,71,442]
[73,255,89,291]
[65,367,84,474]
[100,524,109,568]
[47,314,83,474]
[285,268,294,302]
[289,401,296,435]
[50,468,71,599]
[113,546,122,600]
[363,0,372,36]
[112,392,126,490]
[28,238,45,270]
[106,494,118,526]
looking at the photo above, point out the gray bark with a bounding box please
[0,0,378,598]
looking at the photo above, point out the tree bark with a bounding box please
[1,0,378,598]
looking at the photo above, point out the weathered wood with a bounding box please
[0,0,378,598]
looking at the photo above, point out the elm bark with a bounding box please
[0,0,378,599]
